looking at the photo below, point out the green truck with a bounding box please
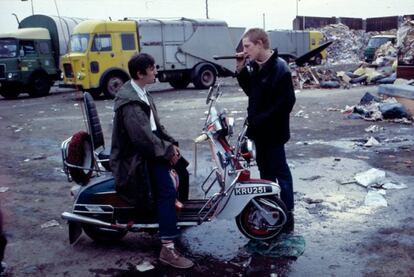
[0,15,84,99]
[364,34,396,63]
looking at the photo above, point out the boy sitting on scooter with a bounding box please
[110,53,193,269]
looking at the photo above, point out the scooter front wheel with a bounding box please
[236,196,287,241]
[82,224,127,242]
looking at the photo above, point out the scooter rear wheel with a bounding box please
[82,224,127,242]
[236,196,287,241]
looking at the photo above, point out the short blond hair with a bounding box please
[243,28,270,49]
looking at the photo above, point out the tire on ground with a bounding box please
[313,54,322,65]
[191,63,217,89]
[102,72,128,99]
[87,88,102,99]
[169,77,191,89]
[0,85,21,99]
[28,72,51,97]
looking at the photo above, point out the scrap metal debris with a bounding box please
[40,220,60,229]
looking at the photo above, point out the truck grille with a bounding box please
[0,64,5,79]
[63,63,74,78]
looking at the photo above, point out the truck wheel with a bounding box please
[103,73,127,99]
[0,86,21,99]
[87,88,102,99]
[28,73,51,97]
[313,54,322,65]
[192,64,217,89]
[169,78,190,89]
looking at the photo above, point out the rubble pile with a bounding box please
[291,63,397,90]
[397,20,414,64]
[317,23,369,64]
[341,92,413,123]
[373,41,398,66]
[291,23,411,90]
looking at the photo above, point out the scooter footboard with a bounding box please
[215,181,281,219]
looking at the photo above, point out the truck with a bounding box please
[61,18,244,98]
[364,34,396,63]
[267,30,327,65]
[0,15,84,99]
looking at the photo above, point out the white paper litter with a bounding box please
[135,261,154,272]
[364,137,380,147]
[364,190,388,207]
[41,220,60,228]
[365,125,381,133]
[0,187,9,193]
[382,182,408,190]
[354,168,386,187]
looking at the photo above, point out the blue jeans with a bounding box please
[255,143,294,211]
[149,163,179,240]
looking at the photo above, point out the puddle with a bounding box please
[181,218,249,261]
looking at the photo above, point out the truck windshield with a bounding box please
[367,37,392,48]
[0,39,17,58]
[69,34,90,53]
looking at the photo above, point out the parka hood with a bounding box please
[113,80,146,111]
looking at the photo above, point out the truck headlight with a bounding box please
[76,72,85,80]
[7,73,13,79]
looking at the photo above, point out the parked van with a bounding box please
[364,35,396,63]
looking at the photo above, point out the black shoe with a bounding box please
[282,211,294,234]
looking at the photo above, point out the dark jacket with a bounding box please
[237,50,296,145]
[110,80,177,206]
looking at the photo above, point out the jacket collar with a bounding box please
[252,49,279,78]
[114,80,149,111]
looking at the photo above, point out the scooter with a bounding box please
[60,85,288,244]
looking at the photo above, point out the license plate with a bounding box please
[234,186,272,195]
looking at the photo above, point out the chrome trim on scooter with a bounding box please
[62,212,125,229]
[62,212,200,231]
[74,204,114,215]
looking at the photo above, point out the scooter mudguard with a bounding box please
[68,221,82,245]
[215,180,281,219]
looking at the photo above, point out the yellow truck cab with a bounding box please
[61,20,138,98]
[309,31,327,64]
[62,18,242,98]
[267,30,327,65]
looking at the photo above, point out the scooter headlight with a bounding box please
[241,138,256,162]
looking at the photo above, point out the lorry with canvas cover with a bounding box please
[0,15,84,99]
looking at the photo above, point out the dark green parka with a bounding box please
[110,81,176,206]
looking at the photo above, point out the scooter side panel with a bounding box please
[76,176,131,207]
[215,181,281,220]
[73,176,140,223]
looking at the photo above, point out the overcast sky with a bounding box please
[0,0,413,33]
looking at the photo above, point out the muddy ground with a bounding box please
[0,78,413,276]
